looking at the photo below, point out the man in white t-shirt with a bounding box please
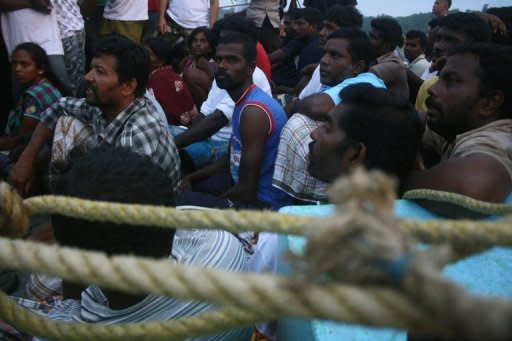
[157,0,219,44]
[99,0,148,43]
[0,0,71,96]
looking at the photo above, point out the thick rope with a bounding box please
[0,195,509,254]
[0,294,264,341]
[403,189,512,215]
[0,237,443,335]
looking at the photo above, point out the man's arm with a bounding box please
[209,0,218,27]
[404,154,512,218]
[80,0,97,17]
[223,106,269,203]
[287,93,334,120]
[174,110,228,148]
[157,0,169,34]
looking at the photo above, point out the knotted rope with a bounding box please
[0,169,511,340]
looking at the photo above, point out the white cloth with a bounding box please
[167,0,210,29]
[32,229,250,341]
[200,66,271,142]
[420,68,438,81]
[52,0,84,39]
[408,54,430,79]
[103,0,148,21]
[298,65,326,99]
[1,8,64,56]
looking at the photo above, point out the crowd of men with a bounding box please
[0,0,511,340]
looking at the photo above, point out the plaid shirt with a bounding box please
[272,113,328,203]
[41,96,181,192]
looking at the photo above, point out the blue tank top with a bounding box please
[230,84,292,210]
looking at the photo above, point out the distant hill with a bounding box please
[363,12,434,33]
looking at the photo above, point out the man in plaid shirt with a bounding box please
[10,36,181,195]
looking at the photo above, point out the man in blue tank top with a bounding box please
[178,32,292,211]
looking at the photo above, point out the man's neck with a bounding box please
[228,80,253,103]
[102,96,137,123]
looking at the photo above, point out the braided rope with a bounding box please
[403,189,512,215]
[0,294,263,341]
[0,237,443,336]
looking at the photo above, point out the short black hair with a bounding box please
[212,16,259,46]
[371,17,403,50]
[217,32,256,63]
[293,8,323,26]
[484,6,512,45]
[143,37,172,64]
[324,5,363,29]
[188,26,215,57]
[448,43,512,116]
[405,30,427,48]
[327,28,375,72]
[437,12,492,44]
[337,84,422,188]
[52,146,176,258]
[304,0,357,15]
[94,35,150,97]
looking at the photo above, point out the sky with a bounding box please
[351,0,510,17]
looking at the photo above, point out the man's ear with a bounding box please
[480,90,505,118]
[351,60,367,76]
[121,78,138,96]
[247,60,256,78]
[349,142,367,166]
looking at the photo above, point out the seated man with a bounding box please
[308,83,422,194]
[7,146,249,340]
[406,44,512,217]
[369,17,409,99]
[178,33,291,211]
[9,36,181,194]
[273,29,385,203]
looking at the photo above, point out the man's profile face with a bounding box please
[308,104,354,182]
[426,53,482,139]
[320,38,356,86]
[319,20,341,46]
[214,43,251,90]
[432,0,448,17]
[283,15,295,37]
[84,54,123,108]
[404,38,424,62]
[369,28,386,56]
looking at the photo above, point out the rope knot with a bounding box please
[0,182,30,238]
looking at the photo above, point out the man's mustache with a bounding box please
[425,96,442,112]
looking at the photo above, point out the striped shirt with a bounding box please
[41,96,181,193]
[32,229,249,341]
[52,0,84,39]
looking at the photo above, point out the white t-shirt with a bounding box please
[200,67,271,142]
[1,8,64,56]
[167,0,210,29]
[103,0,148,21]
[298,65,325,99]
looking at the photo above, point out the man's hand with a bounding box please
[30,0,52,14]
[9,157,35,195]
[157,16,169,35]
[476,12,507,35]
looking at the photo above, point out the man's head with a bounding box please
[319,5,363,46]
[369,17,403,56]
[432,0,451,18]
[84,36,150,109]
[283,11,296,38]
[432,12,492,61]
[214,33,256,91]
[292,8,323,41]
[404,30,427,62]
[212,16,259,47]
[319,28,374,86]
[309,84,422,187]
[426,44,512,140]
[52,146,176,258]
